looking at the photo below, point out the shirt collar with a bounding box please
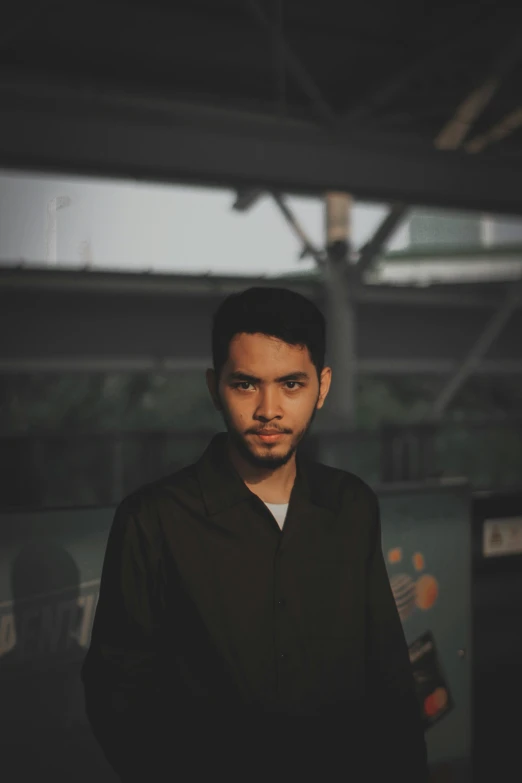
[195,431,342,517]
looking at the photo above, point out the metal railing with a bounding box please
[1,420,521,509]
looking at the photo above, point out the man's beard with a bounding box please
[217,393,320,470]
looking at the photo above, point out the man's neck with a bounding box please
[226,438,296,504]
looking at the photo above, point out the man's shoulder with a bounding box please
[305,457,378,509]
[115,461,200,519]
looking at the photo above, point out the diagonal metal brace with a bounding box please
[354,202,408,280]
[232,189,264,211]
[428,278,522,419]
[244,0,336,127]
[271,192,325,268]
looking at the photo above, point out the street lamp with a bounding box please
[46,195,71,265]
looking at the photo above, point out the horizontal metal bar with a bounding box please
[2,357,522,375]
[0,267,509,309]
[1,74,522,214]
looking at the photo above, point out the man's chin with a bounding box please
[248,452,292,469]
[235,434,295,469]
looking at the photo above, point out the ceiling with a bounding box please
[2,1,522,212]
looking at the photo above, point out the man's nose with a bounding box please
[255,388,282,420]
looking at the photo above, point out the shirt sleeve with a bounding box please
[81,497,172,781]
[364,488,430,782]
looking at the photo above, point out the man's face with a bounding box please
[206,332,331,470]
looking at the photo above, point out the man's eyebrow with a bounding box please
[228,371,310,383]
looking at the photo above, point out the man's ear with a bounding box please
[316,366,332,409]
[205,368,221,411]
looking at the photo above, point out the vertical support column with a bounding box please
[46,198,58,265]
[320,193,358,469]
[46,196,71,266]
[323,192,357,427]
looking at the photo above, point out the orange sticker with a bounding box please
[433,687,448,711]
[388,547,402,564]
[424,687,447,717]
[415,574,439,610]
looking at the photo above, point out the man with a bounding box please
[82,286,428,782]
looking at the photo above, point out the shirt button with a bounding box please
[277,598,286,607]
[279,652,287,660]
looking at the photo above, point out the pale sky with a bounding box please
[0,169,409,274]
[1,168,522,282]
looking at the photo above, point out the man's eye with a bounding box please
[231,382,303,391]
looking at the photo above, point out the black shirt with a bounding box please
[82,432,428,782]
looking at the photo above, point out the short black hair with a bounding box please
[211,286,326,382]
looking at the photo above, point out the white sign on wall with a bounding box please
[483,517,522,558]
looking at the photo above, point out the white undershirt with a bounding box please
[262,502,289,530]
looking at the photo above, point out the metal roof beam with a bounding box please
[466,105,522,154]
[340,11,495,123]
[244,0,336,126]
[349,29,522,277]
[0,267,511,308]
[435,23,522,150]
[2,357,521,376]
[3,97,522,215]
[341,23,522,279]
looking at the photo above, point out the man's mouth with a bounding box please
[254,431,286,443]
